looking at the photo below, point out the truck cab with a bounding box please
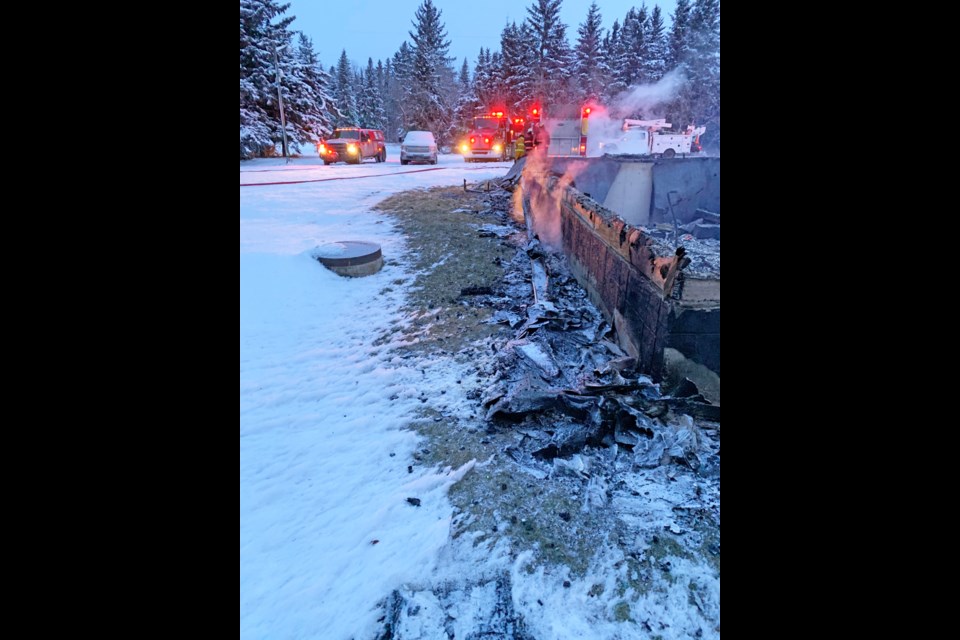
[460,113,512,162]
[319,128,386,165]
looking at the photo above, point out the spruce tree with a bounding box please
[500,22,530,112]
[602,19,627,101]
[618,5,650,88]
[333,49,358,127]
[284,33,337,144]
[240,0,296,157]
[388,43,415,140]
[524,0,573,109]
[357,58,386,129]
[574,2,606,104]
[407,0,455,143]
[668,0,694,69]
[643,5,668,83]
[454,58,478,135]
[686,0,720,144]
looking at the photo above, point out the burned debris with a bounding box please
[374,175,720,637]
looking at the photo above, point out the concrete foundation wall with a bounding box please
[547,156,720,227]
[650,159,721,225]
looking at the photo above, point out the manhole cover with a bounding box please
[312,241,383,277]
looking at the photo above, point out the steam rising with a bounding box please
[586,70,688,157]
[521,71,690,248]
[610,69,686,118]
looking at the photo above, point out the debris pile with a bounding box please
[471,229,719,476]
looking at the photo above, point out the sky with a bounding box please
[285,0,680,73]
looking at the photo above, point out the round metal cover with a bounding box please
[313,241,382,267]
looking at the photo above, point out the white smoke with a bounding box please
[610,68,686,118]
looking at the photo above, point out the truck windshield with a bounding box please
[472,118,501,130]
[331,130,360,139]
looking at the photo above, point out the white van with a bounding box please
[401,131,438,165]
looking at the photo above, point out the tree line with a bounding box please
[240,0,720,159]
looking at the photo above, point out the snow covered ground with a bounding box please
[240,147,513,639]
[240,146,719,639]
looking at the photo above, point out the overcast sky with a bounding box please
[285,0,680,73]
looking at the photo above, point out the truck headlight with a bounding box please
[493,144,503,153]
[348,144,358,154]
[460,144,469,154]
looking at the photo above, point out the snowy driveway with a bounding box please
[240,147,510,639]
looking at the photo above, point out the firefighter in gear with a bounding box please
[524,126,535,152]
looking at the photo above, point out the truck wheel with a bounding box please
[663,148,677,159]
[401,159,408,165]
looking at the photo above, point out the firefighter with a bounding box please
[524,126,535,152]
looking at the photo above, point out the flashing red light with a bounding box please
[583,107,592,116]
[532,108,539,116]
[484,137,491,144]
[470,137,476,144]
[580,144,587,153]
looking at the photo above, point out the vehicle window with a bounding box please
[404,132,435,145]
[331,130,359,139]
[472,117,500,130]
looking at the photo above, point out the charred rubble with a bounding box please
[460,176,720,477]
[371,177,721,640]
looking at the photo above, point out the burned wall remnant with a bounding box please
[520,155,720,382]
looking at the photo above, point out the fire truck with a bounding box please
[459,109,528,162]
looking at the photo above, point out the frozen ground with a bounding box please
[241,148,514,639]
[240,146,719,639]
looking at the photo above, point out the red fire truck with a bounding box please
[459,109,527,162]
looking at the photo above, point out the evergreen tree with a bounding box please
[619,5,650,88]
[602,19,627,101]
[685,0,720,144]
[664,0,719,145]
[524,0,573,109]
[501,21,536,112]
[240,0,296,157]
[357,58,386,129]
[382,58,404,141]
[473,48,497,108]
[407,0,456,144]
[454,58,479,135]
[333,49,359,127]
[489,50,507,107]
[240,1,272,157]
[643,5,668,83]
[389,42,415,139]
[574,2,606,103]
[285,33,337,144]
[668,0,694,69]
